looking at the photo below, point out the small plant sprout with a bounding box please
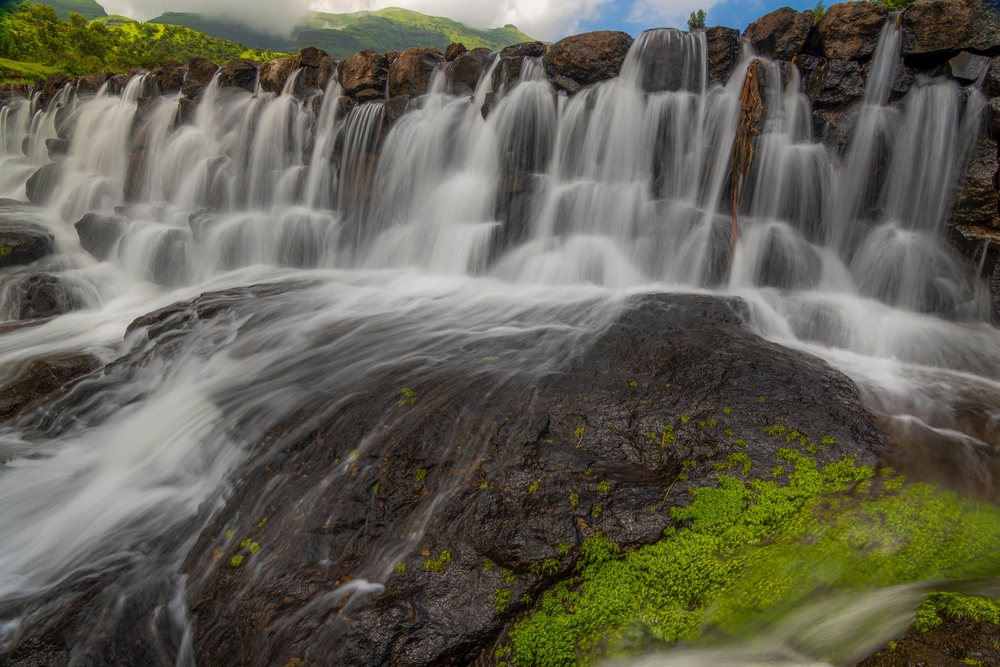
[249,542,260,554]
[806,444,818,455]
[723,407,732,414]
[495,589,512,613]
[415,468,427,482]
[735,439,747,448]
[888,641,897,652]
[559,544,572,558]
[541,559,559,576]
[528,481,539,494]
[585,468,592,475]
[707,420,717,427]
[225,530,234,539]
[230,555,244,568]
[699,421,707,428]
[629,381,637,386]
[725,429,734,438]
[502,569,516,584]
[678,473,689,481]
[570,492,580,506]
[423,550,451,572]
[771,467,785,477]
[258,518,267,528]
[479,480,488,489]
[483,557,495,571]
[759,396,766,402]
[647,432,657,440]
[399,388,416,405]
[822,436,837,447]
[592,506,602,517]
[240,538,251,548]
[597,481,610,493]
[681,415,690,423]
[522,594,532,605]
[714,462,726,471]
[395,562,406,575]
[575,426,585,447]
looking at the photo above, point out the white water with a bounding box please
[0,22,998,665]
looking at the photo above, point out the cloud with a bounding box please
[625,0,723,30]
[101,0,313,34]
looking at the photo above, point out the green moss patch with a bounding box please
[916,593,1000,633]
[511,450,1000,667]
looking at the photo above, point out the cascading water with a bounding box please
[0,17,998,666]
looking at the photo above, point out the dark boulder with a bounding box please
[946,50,993,83]
[152,60,187,94]
[45,137,69,160]
[388,47,444,97]
[24,162,63,206]
[259,57,296,94]
[902,0,1000,64]
[859,610,1000,666]
[220,58,260,92]
[706,26,742,86]
[0,218,53,267]
[42,72,69,100]
[499,41,547,58]
[800,56,867,110]
[177,97,197,125]
[551,74,581,95]
[338,50,389,98]
[75,213,127,261]
[317,56,339,91]
[15,274,83,320]
[183,57,219,99]
[543,31,633,86]
[298,46,329,68]
[445,42,467,61]
[124,149,146,203]
[446,47,493,96]
[744,7,815,61]
[805,1,888,61]
[949,130,1000,229]
[0,353,96,423]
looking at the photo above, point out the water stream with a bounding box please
[0,20,998,666]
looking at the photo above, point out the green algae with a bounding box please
[510,449,1000,667]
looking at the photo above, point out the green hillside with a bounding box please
[42,0,105,21]
[149,6,536,59]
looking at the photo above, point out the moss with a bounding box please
[511,450,1000,667]
[569,492,579,507]
[915,593,1000,633]
[559,544,572,558]
[496,589,513,613]
[229,555,243,568]
[423,550,451,572]
[502,568,516,584]
[596,481,610,493]
[484,557,495,571]
[415,468,427,482]
[395,562,407,575]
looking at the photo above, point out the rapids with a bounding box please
[0,17,998,666]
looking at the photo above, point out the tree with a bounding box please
[687,9,706,30]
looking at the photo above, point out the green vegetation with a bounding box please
[0,2,286,84]
[687,9,706,31]
[43,0,104,20]
[915,593,1000,633]
[813,0,826,21]
[423,550,451,572]
[148,6,536,60]
[510,449,1000,667]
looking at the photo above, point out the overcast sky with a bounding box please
[98,0,818,41]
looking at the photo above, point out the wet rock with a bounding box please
[902,0,1000,70]
[388,47,445,98]
[0,353,96,423]
[800,57,867,110]
[338,50,389,98]
[805,1,888,61]
[355,88,384,103]
[445,42,467,61]
[16,274,83,320]
[543,31,633,86]
[152,60,187,94]
[317,56,339,91]
[55,105,76,140]
[157,288,881,667]
[744,7,815,61]
[124,149,146,204]
[45,137,69,160]
[491,56,527,94]
[859,613,1000,666]
[183,57,219,99]
[946,51,992,83]
[446,47,493,96]
[74,213,127,261]
[706,26,742,86]
[107,73,127,96]
[298,46,329,69]
[259,57,296,94]
[220,58,260,92]
[551,74,581,95]
[24,163,63,206]
[499,41,547,59]
[381,95,411,130]
[0,219,54,267]
[177,97,198,125]
[42,72,70,100]
[950,131,1000,229]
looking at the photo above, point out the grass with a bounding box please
[0,56,61,84]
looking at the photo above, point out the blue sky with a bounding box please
[576,0,818,34]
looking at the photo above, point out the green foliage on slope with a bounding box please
[149,6,537,59]
[0,2,287,83]
[42,0,104,21]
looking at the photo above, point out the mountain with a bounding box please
[148,7,536,59]
[44,0,107,21]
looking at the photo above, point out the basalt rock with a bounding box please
[317,56,339,91]
[220,58,260,92]
[446,47,492,96]
[183,57,219,99]
[0,217,54,267]
[499,41,547,59]
[445,42,467,61]
[800,56,867,110]
[859,612,1000,666]
[178,97,198,125]
[14,274,83,321]
[74,213,127,261]
[745,8,815,61]
[946,51,992,84]
[298,46,330,69]
[24,163,63,206]
[950,131,1000,229]
[45,137,69,160]
[151,60,187,94]
[805,1,888,62]
[338,50,389,99]
[259,57,297,94]
[42,73,70,100]
[543,31,633,87]
[706,26,742,86]
[0,352,97,423]
[388,47,444,98]
[902,0,1000,66]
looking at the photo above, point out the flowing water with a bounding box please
[0,20,998,666]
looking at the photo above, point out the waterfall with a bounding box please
[0,18,997,667]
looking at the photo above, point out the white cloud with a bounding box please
[626,0,723,30]
[100,0,616,40]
